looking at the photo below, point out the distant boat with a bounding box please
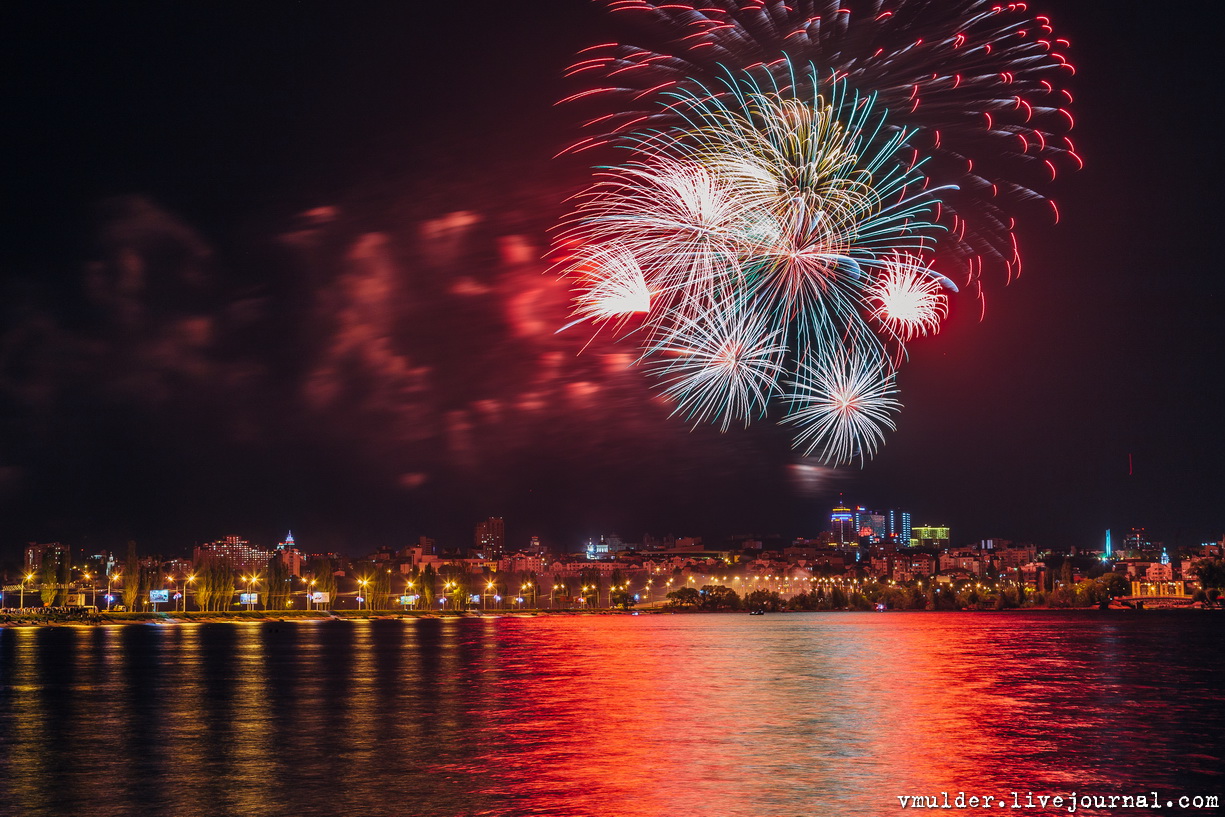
[749,609,765,616]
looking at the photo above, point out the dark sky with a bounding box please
[2,1,1221,560]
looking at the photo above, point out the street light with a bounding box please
[358,578,370,610]
[20,572,35,609]
[186,574,196,612]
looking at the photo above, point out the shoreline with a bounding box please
[0,608,652,627]
[2,605,1214,627]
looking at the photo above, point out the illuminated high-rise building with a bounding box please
[830,504,855,544]
[474,517,505,560]
[912,526,950,549]
[276,531,305,576]
[833,503,906,545]
[888,510,912,546]
[1121,528,1151,556]
[852,507,886,541]
[193,536,271,572]
[24,542,68,571]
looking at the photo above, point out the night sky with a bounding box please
[2,1,1221,559]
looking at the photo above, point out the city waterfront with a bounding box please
[1,612,1221,816]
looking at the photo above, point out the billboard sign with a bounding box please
[149,590,170,603]
[240,593,259,605]
[311,592,330,604]
[399,595,419,605]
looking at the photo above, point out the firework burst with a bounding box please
[564,243,652,330]
[784,350,902,467]
[565,0,1079,286]
[868,253,950,343]
[650,301,787,431]
[554,0,1079,465]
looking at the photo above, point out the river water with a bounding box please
[0,612,1222,817]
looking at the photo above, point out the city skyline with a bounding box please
[12,507,1216,567]
[2,2,1222,561]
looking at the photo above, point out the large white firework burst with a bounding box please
[783,351,902,467]
[556,157,749,326]
[553,1,1082,466]
[650,301,787,431]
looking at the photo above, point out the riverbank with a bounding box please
[0,608,667,626]
[2,604,1215,626]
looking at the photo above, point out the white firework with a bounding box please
[868,253,950,342]
[557,157,752,319]
[783,351,902,466]
[565,243,652,328]
[650,301,787,431]
[555,70,953,462]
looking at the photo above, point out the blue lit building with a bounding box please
[888,510,912,546]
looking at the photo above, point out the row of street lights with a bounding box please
[10,568,791,612]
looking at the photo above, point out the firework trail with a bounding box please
[554,0,1077,465]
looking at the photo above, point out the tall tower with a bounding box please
[830,503,854,544]
[888,510,912,546]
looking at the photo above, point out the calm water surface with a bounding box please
[1,612,1222,817]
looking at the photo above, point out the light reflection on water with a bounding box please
[0,613,1222,816]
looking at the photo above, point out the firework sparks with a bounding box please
[651,300,787,431]
[554,0,1079,465]
[564,244,652,329]
[567,0,1079,284]
[783,351,902,467]
[868,253,950,342]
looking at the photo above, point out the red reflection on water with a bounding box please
[1,614,1222,817]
